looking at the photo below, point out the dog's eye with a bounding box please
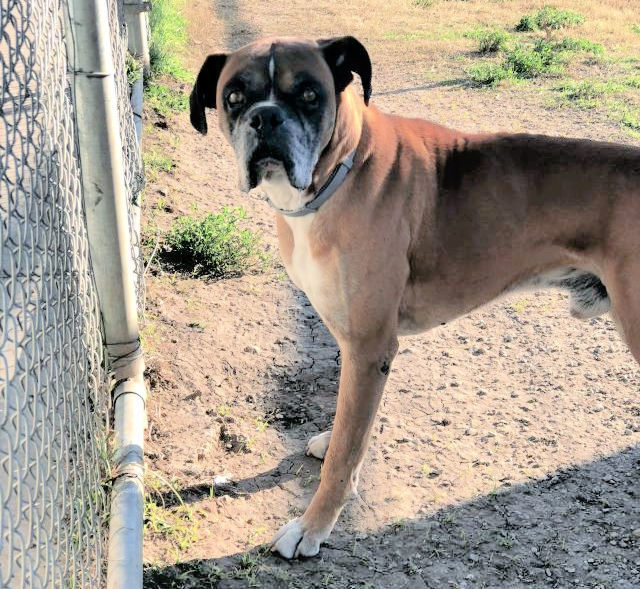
[301,89,317,103]
[227,91,245,106]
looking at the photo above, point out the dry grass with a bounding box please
[247,1,640,101]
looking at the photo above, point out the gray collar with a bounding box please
[266,149,357,217]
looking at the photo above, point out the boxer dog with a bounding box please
[189,36,640,558]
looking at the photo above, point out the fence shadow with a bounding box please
[144,443,640,587]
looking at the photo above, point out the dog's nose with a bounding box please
[249,106,284,134]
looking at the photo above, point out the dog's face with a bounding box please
[190,37,371,193]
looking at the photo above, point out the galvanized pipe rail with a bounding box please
[65,1,147,587]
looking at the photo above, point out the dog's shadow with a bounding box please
[264,288,340,441]
[144,443,640,587]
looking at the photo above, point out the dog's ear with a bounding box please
[318,36,372,106]
[190,54,227,134]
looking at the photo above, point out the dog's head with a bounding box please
[189,37,371,193]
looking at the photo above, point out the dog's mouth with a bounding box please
[248,144,298,189]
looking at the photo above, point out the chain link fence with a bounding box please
[0,0,144,586]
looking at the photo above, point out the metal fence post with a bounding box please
[124,0,151,144]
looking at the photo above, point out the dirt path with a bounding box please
[143,2,640,587]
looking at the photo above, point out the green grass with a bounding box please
[467,34,605,86]
[144,150,175,182]
[469,40,565,85]
[144,83,189,116]
[161,207,269,278]
[552,80,640,137]
[468,62,513,86]
[144,472,200,557]
[632,24,640,35]
[145,500,199,554]
[515,6,585,33]
[126,52,143,87]
[623,76,640,89]
[506,42,563,78]
[556,37,603,55]
[554,80,622,109]
[621,110,640,131]
[466,28,510,53]
[148,0,191,81]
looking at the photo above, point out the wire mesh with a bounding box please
[0,0,144,586]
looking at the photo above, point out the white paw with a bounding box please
[270,518,327,559]
[306,430,331,460]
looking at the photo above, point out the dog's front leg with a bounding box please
[271,332,398,558]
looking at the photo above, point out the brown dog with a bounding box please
[190,36,640,558]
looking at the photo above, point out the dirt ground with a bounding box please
[142,1,640,587]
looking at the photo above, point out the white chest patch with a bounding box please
[283,215,338,323]
[260,173,342,323]
[284,216,323,292]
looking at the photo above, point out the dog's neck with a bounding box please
[261,87,364,213]
[313,87,364,187]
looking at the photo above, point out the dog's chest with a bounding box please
[281,216,338,322]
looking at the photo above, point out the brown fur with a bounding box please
[194,38,640,559]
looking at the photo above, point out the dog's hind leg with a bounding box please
[605,265,640,363]
[271,331,398,558]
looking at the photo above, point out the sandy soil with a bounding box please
[143,1,640,587]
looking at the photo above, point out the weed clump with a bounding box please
[621,111,640,131]
[468,63,512,86]
[516,6,584,33]
[515,14,537,33]
[144,150,175,182]
[465,28,510,53]
[144,83,189,116]
[557,37,603,55]
[468,42,561,85]
[555,81,616,108]
[509,40,566,77]
[161,207,268,278]
[467,34,603,86]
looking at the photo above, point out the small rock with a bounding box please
[244,345,260,354]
